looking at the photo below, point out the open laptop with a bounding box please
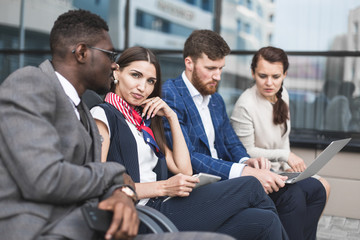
[279,138,351,184]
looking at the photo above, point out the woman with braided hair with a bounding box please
[231,46,330,239]
[231,46,301,173]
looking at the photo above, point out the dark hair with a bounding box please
[113,46,166,153]
[339,81,355,98]
[183,29,230,61]
[50,9,109,58]
[251,46,289,126]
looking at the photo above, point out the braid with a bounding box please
[273,85,289,125]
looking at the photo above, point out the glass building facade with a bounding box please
[1,0,360,146]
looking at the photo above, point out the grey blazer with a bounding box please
[0,60,126,240]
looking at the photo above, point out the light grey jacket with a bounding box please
[0,60,125,240]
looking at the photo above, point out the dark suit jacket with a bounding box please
[99,102,168,182]
[0,60,126,240]
[162,75,249,180]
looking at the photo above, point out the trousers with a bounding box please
[146,176,288,240]
[269,177,326,240]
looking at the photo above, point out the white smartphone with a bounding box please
[193,173,221,188]
[163,173,221,202]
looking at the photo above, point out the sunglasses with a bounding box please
[88,46,120,63]
[72,46,120,63]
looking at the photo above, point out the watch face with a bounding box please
[120,186,138,203]
[122,186,134,196]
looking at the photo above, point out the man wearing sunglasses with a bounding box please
[0,9,231,240]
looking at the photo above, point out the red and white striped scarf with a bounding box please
[104,92,164,158]
[104,92,141,128]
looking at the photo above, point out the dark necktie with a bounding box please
[77,101,90,132]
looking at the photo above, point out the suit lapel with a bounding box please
[83,102,101,163]
[39,60,97,164]
[208,97,221,131]
[175,77,210,149]
[208,96,223,156]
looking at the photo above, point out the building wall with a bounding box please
[344,6,360,95]
[0,0,73,34]
[128,0,213,49]
[293,147,360,219]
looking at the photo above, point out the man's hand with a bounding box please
[98,189,139,240]
[245,157,271,170]
[123,173,135,190]
[242,167,287,194]
[288,152,306,172]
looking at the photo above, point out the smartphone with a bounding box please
[193,173,221,188]
[163,173,221,202]
[81,206,113,233]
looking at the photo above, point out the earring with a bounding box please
[114,79,119,84]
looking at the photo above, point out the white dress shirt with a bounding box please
[55,71,81,120]
[182,72,247,178]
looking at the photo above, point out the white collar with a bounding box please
[55,71,81,106]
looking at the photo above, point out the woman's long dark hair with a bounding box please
[112,46,167,153]
[251,46,289,126]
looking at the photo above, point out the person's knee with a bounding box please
[257,210,285,239]
[273,185,306,214]
[318,177,331,201]
[228,176,264,193]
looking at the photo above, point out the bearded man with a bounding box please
[162,29,325,240]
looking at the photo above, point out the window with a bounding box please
[246,0,252,10]
[2,0,360,148]
[244,23,251,34]
[256,6,263,18]
[255,28,261,41]
[201,0,213,12]
[237,19,242,33]
[354,22,359,34]
[269,14,274,22]
[136,10,193,37]
[236,36,246,49]
[185,0,196,5]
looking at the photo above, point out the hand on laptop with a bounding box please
[242,167,288,194]
[288,152,307,172]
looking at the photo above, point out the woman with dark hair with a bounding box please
[231,46,297,172]
[231,46,330,240]
[90,46,289,239]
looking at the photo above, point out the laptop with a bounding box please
[279,138,351,184]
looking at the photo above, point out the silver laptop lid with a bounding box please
[288,138,351,183]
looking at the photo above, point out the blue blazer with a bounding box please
[162,75,249,179]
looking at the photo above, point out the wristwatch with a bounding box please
[118,185,139,204]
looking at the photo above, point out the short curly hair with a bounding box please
[183,29,230,61]
[50,9,109,57]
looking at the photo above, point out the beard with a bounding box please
[191,67,218,96]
